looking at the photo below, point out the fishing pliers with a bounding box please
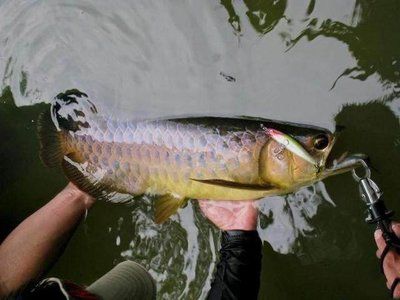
[353,160,400,298]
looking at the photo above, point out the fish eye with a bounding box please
[313,134,329,150]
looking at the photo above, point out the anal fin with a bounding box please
[154,194,186,224]
[62,158,109,200]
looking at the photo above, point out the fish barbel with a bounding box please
[38,90,364,223]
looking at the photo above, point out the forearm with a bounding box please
[0,184,91,297]
[207,230,262,300]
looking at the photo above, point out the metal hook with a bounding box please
[352,159,371,182]
[351,159,380,204]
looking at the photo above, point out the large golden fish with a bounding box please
[38,90,363,223]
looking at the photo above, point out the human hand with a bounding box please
[62,182,95,210]
[374,222,400,298]
[198,200,258,231]
[0,182,95,296]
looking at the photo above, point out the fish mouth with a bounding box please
[320,153,369,179]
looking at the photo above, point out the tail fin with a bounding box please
[37,89,97,168]
[37,109,65,167]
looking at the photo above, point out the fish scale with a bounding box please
[63,115,266,199]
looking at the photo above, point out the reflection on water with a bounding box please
[0,0,399,299]
[258,182,333,255]
[118,199,219,300]
[287,0,400,92]
[0,0,389,127]
[220,0,287,36]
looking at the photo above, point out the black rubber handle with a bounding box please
[366,198,400,250]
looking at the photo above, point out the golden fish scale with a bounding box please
[64,118,271,200]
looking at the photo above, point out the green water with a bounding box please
[1,0,400,299]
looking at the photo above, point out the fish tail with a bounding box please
[37,126,108,200]
[37,108,66,167]
[37,89,97,168]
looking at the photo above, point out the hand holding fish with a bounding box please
[375,223,400,298]
[65,182,96,210]
[0,183,94,297]
[199,199,262,299]
[199,200,258,230]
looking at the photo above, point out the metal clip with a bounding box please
[352,159,394,224]
[352,160,382,205]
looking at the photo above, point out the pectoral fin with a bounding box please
[190,178,276,191]
[155,194,186,224]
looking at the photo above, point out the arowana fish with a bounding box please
[38,90,364,223]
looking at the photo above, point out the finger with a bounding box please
[392,222,400,237]
[393,283,400,299]
[198,199,217,209]
[198,199,207,209]
[198,199,214,206]
[229,200,259,213]
[198,200,212,215]
[375,223,400,294]
[380,247,400,289]
[383,252,400,294]
[375,229,386,258]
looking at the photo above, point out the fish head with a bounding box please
[259,123,363,189]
